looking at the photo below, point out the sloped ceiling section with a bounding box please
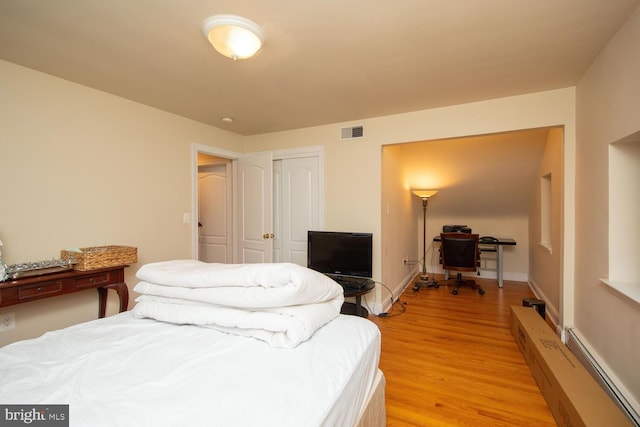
[395,128,552,216]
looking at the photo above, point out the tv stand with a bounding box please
[340,280,375,318]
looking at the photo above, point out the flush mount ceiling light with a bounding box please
[201,14,264,60]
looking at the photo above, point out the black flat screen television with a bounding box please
[307,231,373,280]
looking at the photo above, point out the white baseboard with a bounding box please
[527,276,561,334]
[566,329,640,425]
[367,268,418,315]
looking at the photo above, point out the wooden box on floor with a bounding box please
[511,306,632,427]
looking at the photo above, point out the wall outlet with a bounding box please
[0,312,16,332]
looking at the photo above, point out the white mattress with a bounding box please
[0,312,381,427]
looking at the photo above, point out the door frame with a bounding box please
[191,144,242,260]
[191,143,325,262]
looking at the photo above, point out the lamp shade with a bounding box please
[412,189,438,199]
[202,15,264,60]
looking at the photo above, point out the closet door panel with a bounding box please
[279,156,319,266]
[237,153,273,263]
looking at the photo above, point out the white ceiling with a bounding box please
[1,0,638,136]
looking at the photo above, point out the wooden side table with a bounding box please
[0,265,129,318]
[341,280,375,318]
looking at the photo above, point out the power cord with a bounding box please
[366,280,407,318]
[377,300,407,317]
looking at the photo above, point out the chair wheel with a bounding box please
[434,284,440,289]
[479,289,485,295]
[452,290,458,295]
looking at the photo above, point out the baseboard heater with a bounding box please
[565,329,640,426]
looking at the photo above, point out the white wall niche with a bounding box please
[603,130,640,304]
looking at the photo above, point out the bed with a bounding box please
[0,261,386,427]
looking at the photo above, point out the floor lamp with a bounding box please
[411,190,439,291]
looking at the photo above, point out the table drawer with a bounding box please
[18,281,63,300]
[0,265,128,316]
[75,273,111,288]
[0,287,19,306]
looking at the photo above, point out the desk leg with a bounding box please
[497,246,504,288]
[97,283,130,318]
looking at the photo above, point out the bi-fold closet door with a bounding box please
[237,152,320,266]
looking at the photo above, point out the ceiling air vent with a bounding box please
[340,125,364,140]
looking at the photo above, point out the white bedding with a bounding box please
[133,295,342,349]
[132,261,345,348]
[0,312,381,427]
[135,260,344,307]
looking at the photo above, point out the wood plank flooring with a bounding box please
[368,275,558,426]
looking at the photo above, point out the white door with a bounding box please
[237,152,273,263]
[198,163,231,263]
[273,156,320,266]
[273,160,283,262]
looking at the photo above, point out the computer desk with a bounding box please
[433,236,516,288]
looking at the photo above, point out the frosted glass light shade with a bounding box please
[202,15,264,60]
[412,190,438,199]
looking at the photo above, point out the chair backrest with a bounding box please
[440,233,480,272]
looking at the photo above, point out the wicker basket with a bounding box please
[61,246,137,270]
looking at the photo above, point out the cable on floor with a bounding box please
[366,280,407,318]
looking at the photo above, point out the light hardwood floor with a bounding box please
[367,275,558,426]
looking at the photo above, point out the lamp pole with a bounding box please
[420,197,428,281]
[411,189,439,291]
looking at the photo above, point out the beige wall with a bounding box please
[0,60,242,345]
[380,145,419,304]
[575,5,640,407]
[528,128,564,325]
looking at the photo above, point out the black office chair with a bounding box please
[439,232,485,295]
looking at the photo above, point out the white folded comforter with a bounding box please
[135,260,343,307]
[133,295,343,348]
[132,261,346,348]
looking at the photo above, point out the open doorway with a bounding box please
[191,144,241,262]
[197,153,232,263]
[381,127,564,327]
